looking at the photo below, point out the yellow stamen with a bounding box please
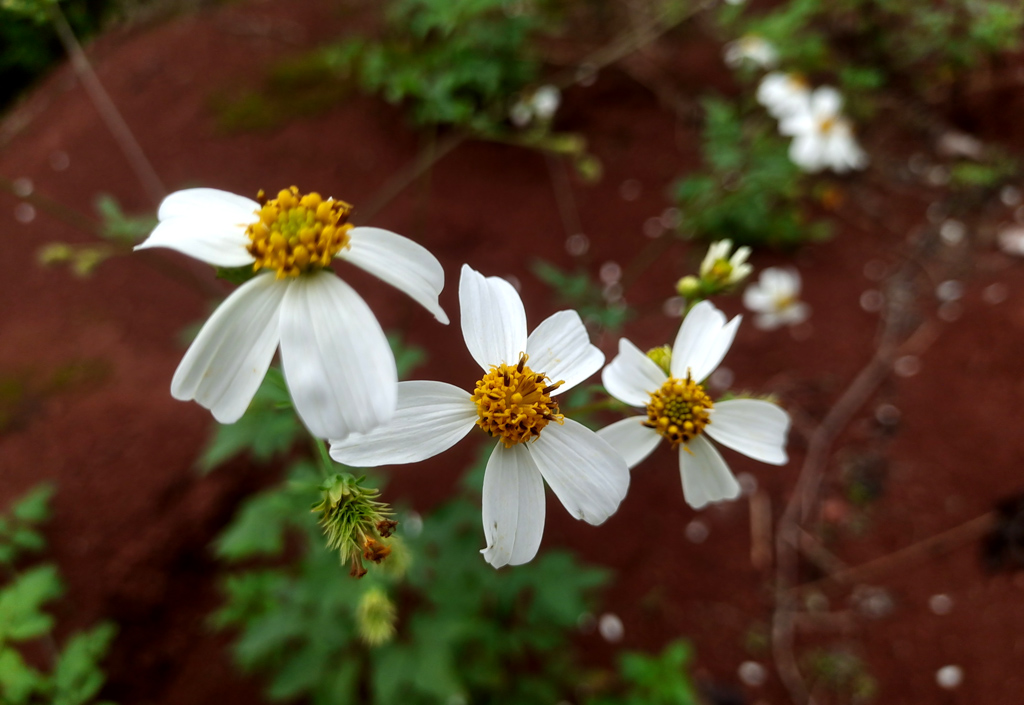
[643,372,714,449]
[819,117,837,134]
[246,186,354,278]
[471,353,564,448]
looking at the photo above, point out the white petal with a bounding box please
[742,282,774,313]
[670,301,740,383]
[329,381,477,466]
[811,86,843,116]
[596,417,661,468]
[459,264,528,371]
[526,310,604,394]
[602,338,666,407]
[529,418,630,525]
[279,272,397,439]
[790,134,825,173]
[342,227,449,324]
[157,188,260,222]
[136,217,254,267]
[481,444,546,568]
[137,189,258,267]
[777,302,811,326]
[679,436,741,509]
[171,273,284,423]
[706,399,790,465]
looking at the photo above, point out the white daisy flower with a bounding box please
[330,264,630,568]
[136,186,448,439]
[742,267,810,330]
[700,239,753,287]
[724,36,778,70]
[779,87,868,173]
[757,72,812,120]
[597,301,790,509]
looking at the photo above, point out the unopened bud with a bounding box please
[311,473,396,578]
[675,275,701,299]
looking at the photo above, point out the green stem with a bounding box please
[313,436,334,477]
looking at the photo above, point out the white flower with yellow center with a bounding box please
[597,301,789,509]
[330,264,630,568]
[700,239,753,287]
[136,187,448,439]
[724,36,778,70]
[779,87,868,173]
[757,72,812,119]
[743,266,810,330]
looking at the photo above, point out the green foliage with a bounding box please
[0,0,110,110]
[532,260,632,333]
[198,367,302,473]
[586,640,699,705]
[213,456,609,705]
[723,0,1023,101]
[94,194,156,245]
[0,486,117,705]
[674,97,829,248]
[325,0,556,132]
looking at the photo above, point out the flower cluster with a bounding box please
[139,187,792,571]
[757,73,868,174]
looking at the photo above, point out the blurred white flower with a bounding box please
[510,84,561,127]
[743,267,810,330]
[597,301,790,509]
[779,87,868,173]
[700,239,753,287]
[724,36,778,69]
[757,72,811,119]
[136,187,448,439]
[331,265,629,568]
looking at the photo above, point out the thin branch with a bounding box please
[47,3,166,206]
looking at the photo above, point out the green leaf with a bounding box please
[0,564,63,642]
[198,368,301,472]
[213,488,305,561]
[0,647,44,704]
[51,622,117,705]
[11,484,53,523]
[215,265,258,286]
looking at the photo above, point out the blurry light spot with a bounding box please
[894,355,921,377]
[685,520,709,544]
[566,233,590,256]
[738,661,767,687]
[936,665,963,689]
[14,203,35,223]
[619,179,642,201]
[598,613,624,643]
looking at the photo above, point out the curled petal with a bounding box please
[137,188,258,267]
[343,227,449,324]
[171,273,284,423]
[279,272,397,439]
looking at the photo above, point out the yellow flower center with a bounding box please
[246,186,354,278]
[471,353,564,448]
[819,116,837,134]
[643,373,713,449]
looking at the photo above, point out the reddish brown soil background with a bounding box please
[2,1,1024,703]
